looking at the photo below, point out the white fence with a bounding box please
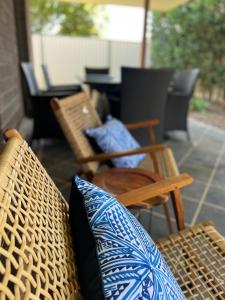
[32,34,150,89]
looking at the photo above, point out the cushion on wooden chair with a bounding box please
[70,176,184,300]
[86,115,146,168]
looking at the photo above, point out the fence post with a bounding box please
[107,39,112,73]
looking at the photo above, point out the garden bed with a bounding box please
[190,102,225,131]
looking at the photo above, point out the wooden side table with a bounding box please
[93,168,173,233]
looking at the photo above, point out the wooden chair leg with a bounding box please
[163,203,173,234]
[170,189,185,231]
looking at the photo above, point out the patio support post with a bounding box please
[14,0,33,116]
[140,0,150,68]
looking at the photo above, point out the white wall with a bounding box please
[32,34,150,89]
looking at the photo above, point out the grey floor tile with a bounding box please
[182,198,199,224]
[60,184,72,202]
[211,169,225,189]
[53,178,68,189]
[205,185,225,207]
[166,141,193,164]
[48,161,79,181]
[138,210,171,240]
[166,140,192,152]
[180,163,212,183]
[217,156,225,169]
[153,197,198,224]
[198,135,225,147]
[196,204,225,236]
[42,143,74,162]
[40,156,57,170]
[184,149,218,169]
[204,128,225,141]
[172,151,187,164]
[181,180,206,200]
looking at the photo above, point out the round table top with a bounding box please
[93,168,162,196]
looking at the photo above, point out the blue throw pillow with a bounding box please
[85,115,145,168]
[69,176,184,300]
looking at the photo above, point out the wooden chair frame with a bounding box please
[50,93,175,178]
[50,93,183,231]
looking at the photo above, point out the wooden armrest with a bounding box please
[3,129,23,141]
[79,144,165,163]
[117,173,193,206]
[126,119,160,130]
[50,98,60,111]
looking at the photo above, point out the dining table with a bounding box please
[83,74,121,118]
[83,74,120,92]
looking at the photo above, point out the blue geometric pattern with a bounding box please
[75,177,184,300]
[85,115,145,168]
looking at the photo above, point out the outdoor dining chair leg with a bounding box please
[170,189,185,230]
[187,129,192,142]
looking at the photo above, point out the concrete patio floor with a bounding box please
[35,117,225,240]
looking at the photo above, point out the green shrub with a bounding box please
[151,0,225,102]
[190,98,209,112]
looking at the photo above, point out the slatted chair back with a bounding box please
[51,92,102,176]
[0,130,82,299]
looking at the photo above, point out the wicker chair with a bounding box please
[20,62,81,140]
[0,129,82,299]
[120,67,174,143]
[0,129,225,299]
[51,92,185,232]
[164,69,199,139]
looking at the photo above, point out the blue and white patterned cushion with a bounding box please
[75,176,184,300]
[85,115,145,168]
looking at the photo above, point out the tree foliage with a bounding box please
[30,0,107,36]
[151,0,225,100]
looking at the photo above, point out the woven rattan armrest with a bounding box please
[79,144,166,164]
[117,173,193,206]
[156,222,225,298]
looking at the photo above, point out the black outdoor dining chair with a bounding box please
[20,62,80,140]
[119,67,174,144]
[85,67,110,75]
[164,69,199,140]
[42,64,81,92]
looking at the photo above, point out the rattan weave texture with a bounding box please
[54,92,102,174]
[157,223,225,299]
[0,137,81,299]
